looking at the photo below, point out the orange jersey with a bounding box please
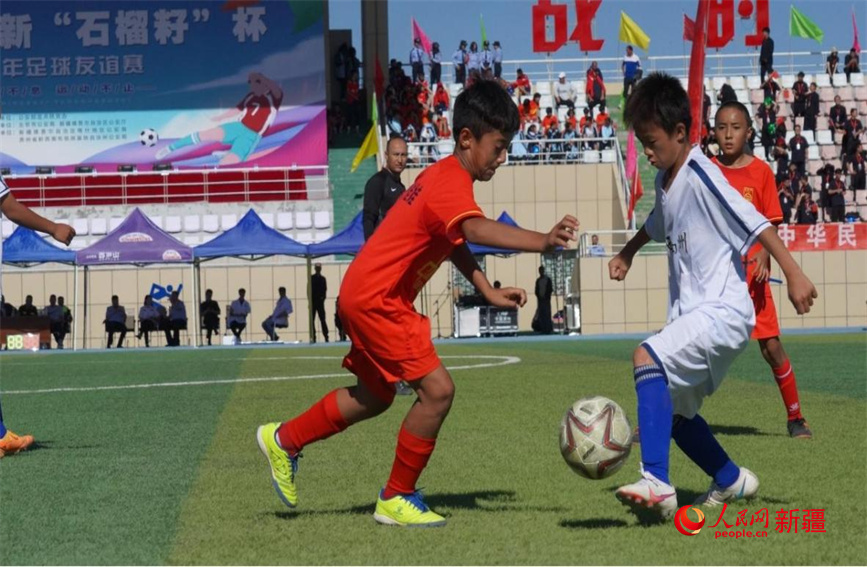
[542,115,559,133]
[339,156,483,357]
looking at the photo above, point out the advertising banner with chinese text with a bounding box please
[0,1,326,173]
[779,223,867,251]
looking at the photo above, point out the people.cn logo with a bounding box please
[674,505,706,536]
[162,249,182,261]
[119,232,153,243]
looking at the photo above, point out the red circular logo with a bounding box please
[674,505,706,536]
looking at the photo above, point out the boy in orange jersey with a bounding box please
[256,80,579,527]
[711,100,811,439]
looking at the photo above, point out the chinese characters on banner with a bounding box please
[777,223,867,252]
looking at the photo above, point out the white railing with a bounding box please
[578,229,669,257]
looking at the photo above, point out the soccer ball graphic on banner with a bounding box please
[139,129,159,147]
[559,396,633,480]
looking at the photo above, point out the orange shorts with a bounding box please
[339,302,442,403]
[748,274,780,340]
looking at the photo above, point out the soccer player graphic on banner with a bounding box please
[156,72,283,166]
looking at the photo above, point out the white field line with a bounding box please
[1,356,521,395]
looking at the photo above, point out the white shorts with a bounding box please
[642,306,752,419]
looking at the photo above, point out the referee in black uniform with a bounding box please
[362,135,408,241]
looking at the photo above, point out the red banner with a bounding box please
[532,0,604,53]
[779,223,867,251]
[688,0,709,145]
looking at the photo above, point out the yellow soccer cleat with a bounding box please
[256,423,299,508]
[374,490,447,528]
[0,430,34,457]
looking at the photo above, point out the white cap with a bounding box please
[558,72,566,79]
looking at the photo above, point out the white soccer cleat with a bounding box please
[693,467,759,507]
[155,146,171,160]
[615,466,678,520]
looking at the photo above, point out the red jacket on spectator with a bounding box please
[346,80,359,104]
[433,85,449,111]
[512,74,531,93]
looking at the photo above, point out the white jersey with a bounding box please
[228,299,251,325]
[644,147,771,327]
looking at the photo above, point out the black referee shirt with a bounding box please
[362,168,406,240]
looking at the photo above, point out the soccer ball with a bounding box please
[139,128,159,147]
[559,396,633,480]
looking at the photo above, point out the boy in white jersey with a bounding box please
[608,73,816,520]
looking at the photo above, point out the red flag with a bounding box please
[626,129,644,222]
[683,14,696,42]
[411,17,433,56]
[374,56,385,99]
[688,0,709,145]
[854,8,862,53]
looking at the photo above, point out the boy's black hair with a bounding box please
[452,79,520,142]
[623,72,691,135]
[715,100,752,129]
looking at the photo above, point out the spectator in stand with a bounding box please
[600,117,616,148]
[826,48,840,85]
[529,92,542,122]
[594,104,610,129]
[544,119,563,162]
[137,295,160,347]
[104,295,127,349]
[585,61,606,113]
[847,141,866,197]
[262,287,292,342]
[480,41,494,79]
[579,106,593,130]
[433,82,449,113]
[466,41,481,81]
[588,234,606,256]
[228,288,251,341]
[200,288,220,346]
[410,38,425,83]
[621,45,642,104]
[758,98,778,161]
[827,169,847,221]
[581,116,599,150]
[563,121,578,159]
[334,43,349,99]
[760,27,774,82]
[565,108,577,131]
[363,136,407,240]
[164,291,187,347]
[554,72,577,111]
[435,110,451,139]
[843,108,864,157]
[18,295,38,317]
[717,82,737,105]
[778,178,795,223]
[518,99,532,127]
[452,40,468,85]
[819,163,835,218]
[761,71,781,102]
[791,72,808,118]
[512,68,531,98]
[525,123,541,157]
[345,71,361,133]
[829,94,848,144]
[430,42,442,85]
[844,48,860,83]
[804,82,820,136]
[492,41,503,79]
[45,294,66,349]
[772,134,789,180]
[794,185,819,224]
[788,124,808,178]
[541,107,559,135]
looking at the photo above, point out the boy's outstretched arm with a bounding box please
[756,226,817,314]
[0,192,75,245]
[449,243,527,308]
[608,226,651,281]
[461,215,578,253]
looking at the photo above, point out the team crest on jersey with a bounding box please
[742,187,755,202]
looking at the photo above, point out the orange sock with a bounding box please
[772,360,803,421]
[382,425,437,499]
[277,390,348,455]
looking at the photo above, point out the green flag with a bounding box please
[480,14,487,45]
[789,6,824,43]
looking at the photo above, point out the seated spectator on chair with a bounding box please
[843,108,864,157]
[827,169,847,222]
[826,48,839,85]
[554,72,577,110]
[778,179,795,223]
[595,105,610,129]
[794,186,819,224]
[565,108,577,131]
[541,107,559,135]
[772,136,789,181]
[585,61,606,112]
[18,295,38,317]
[511,68,531,97]
[579,106,593,130]
[600,117,616,148]
[45,294,66,349]
[137,295,160,348]
[563,122,579,160]
[0,295,14,318]
[104,295,127,349]
[788,124,808,178]
[228,288,250,341]
[525,124,541,157]
[716,82,737,105]
[262,287,292,342]
[791,72,808,117]
[804,82,820,134]
[529,93,542,122]
[432,83,449,113]
[581,119,599,150]
[435,111,451,139]
[846,142,866,196]
[588,234,606,257]
[844,48,860,83]
[200,288,220,346]
[164,291,187,347]
[761,71,781,102]
[829,95,848,143]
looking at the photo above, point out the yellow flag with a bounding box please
[350,98,379,173]
[619,11,650,51]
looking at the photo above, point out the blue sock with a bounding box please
[0,397,7,438]
[672,413,740,489]
[169,132,200,152]
[634,363,672,484]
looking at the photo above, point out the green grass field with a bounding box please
[1,333,865,565]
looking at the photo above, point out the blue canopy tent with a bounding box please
[467,211,522,256]
[193,209,311,342]
[2,226,78,348]
[306,211,364,258]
